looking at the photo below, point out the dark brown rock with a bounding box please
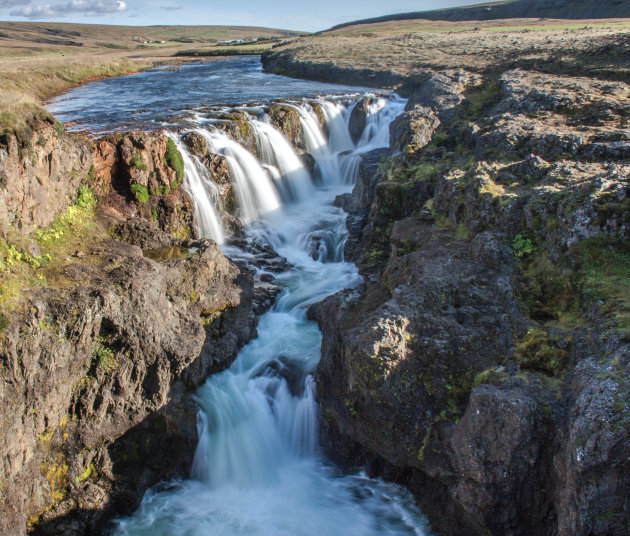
[348,97,373,144]
[267,103,304,151]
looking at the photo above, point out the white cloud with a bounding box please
[0,0,29,7]
[11,0,128,18]
[160,4,181,10]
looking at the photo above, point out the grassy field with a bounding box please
[174,43,275,57]
[0,22,301,130]
[267,17,630,86]
[0,22,299,58]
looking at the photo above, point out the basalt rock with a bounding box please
[348,97,374,144]
[389,105,440,153]
[267,103,305,152]
[0,117,93,237]
[0,238,256,535]
[311,64,630,536]
[118,131,177,195]
[213,112,257,153]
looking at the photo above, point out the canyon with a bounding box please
[0,10,629,536]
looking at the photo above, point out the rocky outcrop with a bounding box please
[213,111,257,153]
[348,97,373,144]
[94,131,194,241]
[261,48,405,88]
[0,237,256,535]
[311,66,630,536]
[267,103,305,152]
[0,117,92,237]
[0,118,263,535]
[389,106,440,153]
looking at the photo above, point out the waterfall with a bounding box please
[318,99,355,153]
[280,102,340,185]
[251,119,315,202]
[356,95,407,152]
[115,93,429,535]
[171,135,224,243]
[195,128,281,224]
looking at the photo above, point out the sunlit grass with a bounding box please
[0,186,103,311]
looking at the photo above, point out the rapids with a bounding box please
[48,59,430,535]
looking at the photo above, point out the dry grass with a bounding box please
[321,17,630,37]
[269,19,630,84]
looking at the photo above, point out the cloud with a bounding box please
[160,4,181,10]
[0,0,29,7]
[11,0,128,18]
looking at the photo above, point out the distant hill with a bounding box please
[0,22,302,58]
[329,0,630,31]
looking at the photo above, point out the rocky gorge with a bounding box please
[264,26,630,536]
[0,16,629,536]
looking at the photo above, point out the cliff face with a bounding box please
[0,122,258,534]
[308,67,630,535]
[0,117,93,238]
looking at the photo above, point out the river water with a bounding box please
[48,57,430,536]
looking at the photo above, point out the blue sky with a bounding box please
[0,0,485,32]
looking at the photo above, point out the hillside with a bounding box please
[0,22,300,59]
[262,9,630,536]
[329,0,630,31]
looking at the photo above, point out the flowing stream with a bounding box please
[49,58,428,535]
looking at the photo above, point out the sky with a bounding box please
[0,0,486,32]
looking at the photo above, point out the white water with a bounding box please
[251,119,314,202]
[196,128,281,224]
[319,99,355,153]
[113,94,430,536]
[356,95,407,153]
[171,136,224,243]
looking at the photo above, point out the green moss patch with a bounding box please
[514,328,569,375]
[164,137,184,182]
[129,154,147,171]
[130,183,149,203]
[573,238,630,336]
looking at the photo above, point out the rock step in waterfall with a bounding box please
[113,92,429,536]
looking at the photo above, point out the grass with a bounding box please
[129,154,148,171]
[513,327,569,375]
[92,340,117,373]
[130,184,149,203]
[574,238,630,336]
[0,186,99,312]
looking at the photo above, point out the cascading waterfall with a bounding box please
[318,99,355,152]
[195,128,281,224]
[171,136,224,243]
[356,95,407,152]
[283,102,340,184]
[114,94,430,536]
[251,119,314,202]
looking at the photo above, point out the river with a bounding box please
[47,56,430,536]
